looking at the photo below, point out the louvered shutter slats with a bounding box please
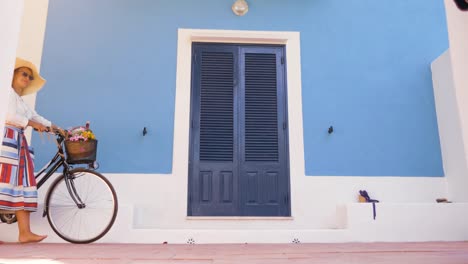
[244,53,279,162]
[199,51,234,162]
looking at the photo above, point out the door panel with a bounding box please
[192,164,238,216]
[189,45,239,216]
[239,47,289,216]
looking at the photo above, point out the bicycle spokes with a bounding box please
[46,169,117,243]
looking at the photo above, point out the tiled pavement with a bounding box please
[1,242,468,264]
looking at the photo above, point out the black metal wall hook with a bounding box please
[142,127,148,136]
[454,0,468,11]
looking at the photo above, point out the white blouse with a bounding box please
[5,88,51,129]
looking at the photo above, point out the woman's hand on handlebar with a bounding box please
[28,120,48,132]
[30,121,65,136]
[50,124,61,132]
[50,124,66,136]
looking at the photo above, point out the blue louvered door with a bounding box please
[239,47,289,216]
[189,43,290,216]
[189,44,239,216]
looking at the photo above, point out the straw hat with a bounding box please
[14,57,46,96]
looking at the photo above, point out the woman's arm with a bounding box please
[30,108,60,132]
[27,119,49,132]
[30,108,52,128]
[6,91,55,131]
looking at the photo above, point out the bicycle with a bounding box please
[0,128,118,244]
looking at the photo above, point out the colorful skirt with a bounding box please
[0,125,37,212]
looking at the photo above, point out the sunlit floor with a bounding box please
[1,242,468,264]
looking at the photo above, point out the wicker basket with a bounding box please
[64,139,98,164]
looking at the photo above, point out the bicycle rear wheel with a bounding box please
[45,168,118,243]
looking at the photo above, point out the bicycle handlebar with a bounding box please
[51,128,68,138]
[34,127,67,138]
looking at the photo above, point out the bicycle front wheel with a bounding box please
[45,168,118,244]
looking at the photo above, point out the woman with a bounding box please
[0,57,59,243]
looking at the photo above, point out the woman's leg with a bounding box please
[15,210,47,243]
[14,131,46,243]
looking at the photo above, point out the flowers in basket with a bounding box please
[67,122,96,141]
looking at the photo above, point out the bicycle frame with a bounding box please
[35,134,87,216]
[35,145,65,190]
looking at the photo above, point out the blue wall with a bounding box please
[34,0,447,176]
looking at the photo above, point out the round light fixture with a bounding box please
[232,0,249,16]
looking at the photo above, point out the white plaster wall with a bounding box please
[0,0,24,136]
[432,51,468,201]
[444,0,468,201]
[346,202,468,242]
[15,0,50,141]
[12,174,446,243]
[0,0,51,243]
[110,175,447,230]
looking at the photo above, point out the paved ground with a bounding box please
[1,242,468,264]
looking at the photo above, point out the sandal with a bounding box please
[359,190,379,220]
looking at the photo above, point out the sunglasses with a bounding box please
[18,71,34,81]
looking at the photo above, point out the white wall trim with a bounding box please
[173,28,305,216]
[431,50,468,201]
[444,1,468,167]
[441,0,468,201]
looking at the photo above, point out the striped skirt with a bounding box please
[0,125,37,212]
